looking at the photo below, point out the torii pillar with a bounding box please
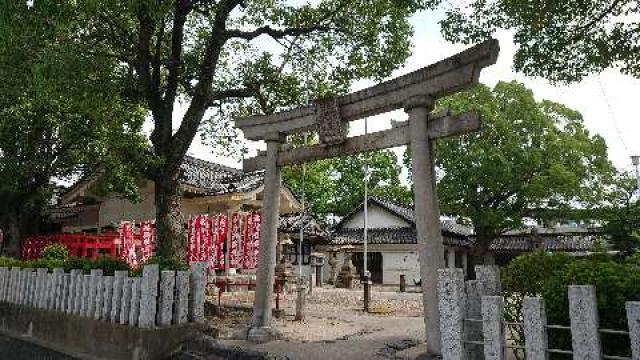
[406,95,445,353]
[248,133,284,341]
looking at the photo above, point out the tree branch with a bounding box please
[572,0,624,40]
[224,25,331,41]
[169,0,243,170]
[208,87,256,104]
[164,0,192,108]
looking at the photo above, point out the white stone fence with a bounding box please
[0,261,207,328]
[437,267,639,360]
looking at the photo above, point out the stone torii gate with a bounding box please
[234,39,499,354]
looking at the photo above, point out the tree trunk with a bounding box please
[154,173,186,261]
[475,227,496,265]
[1,204,41,257]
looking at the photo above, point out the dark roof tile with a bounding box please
[331,227,473,247]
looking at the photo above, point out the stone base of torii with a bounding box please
[235,39,500,356]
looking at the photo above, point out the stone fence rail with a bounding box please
[0,261,207,328]
[437,266,640,360]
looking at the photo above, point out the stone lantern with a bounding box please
[335,245,357,288]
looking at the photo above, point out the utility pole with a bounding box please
[363,117,371,313]
[632,155,640,197]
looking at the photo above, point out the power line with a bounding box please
[596,77,630,155]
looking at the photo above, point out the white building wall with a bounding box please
[97,181,155,228]
[342,203,410,229]
[382,251,420,285]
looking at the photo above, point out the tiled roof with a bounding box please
[331,227,473,248]
[179,156,264,195]
[279,213,328,238]
[336,197,474,237]
[489,232,608,253]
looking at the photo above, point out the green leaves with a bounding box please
[283,149,411,223]
[439,0,640,82]
[407,82,614,249]
[0,0,148,245]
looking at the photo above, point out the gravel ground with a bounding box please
[210,286,427,360]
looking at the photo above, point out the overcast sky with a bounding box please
[182,9,640,175]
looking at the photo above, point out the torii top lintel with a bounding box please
[234,39,499,141]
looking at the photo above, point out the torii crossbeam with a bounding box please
[234,39,499,355]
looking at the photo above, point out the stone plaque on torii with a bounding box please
[234,39,499,355]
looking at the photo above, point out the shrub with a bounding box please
[40,244,69,262]
[0,256,23,268]
[63,256,130,275]
[542,256,640,357]
[130,255,188,277]
[93,256,131,276]
[501,251,575,359]
[25,258,65,270]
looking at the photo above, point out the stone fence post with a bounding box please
[465,280,489,360]
[157,271,176,327]
[482,296,505,360]
[568,285,601,360]
[437,269,466,360]
[189,262,206,323]
[129,277,141,326]
[138,264,159,328]
[0,267,7,301]
[475,265,501,295]
[101,276,114,320]
[523,297,548,360]
[626,302,640,360]
[111,270,128,322]
[51,268,63,310]
[174,270,189,325]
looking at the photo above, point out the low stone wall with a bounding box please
[0,262,208,359]
[0,302,202,359]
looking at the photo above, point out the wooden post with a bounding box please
[249,133,284,341]
[407,95,444,355]
[447,248,456,269]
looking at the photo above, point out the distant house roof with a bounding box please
[490,230,608,253]
[330,197,474,247]
[335,197,474,237]
[62,156,270,204]
[330,197,607,253]
[278,213,328,240]
[180,156,264,196]
[331,227,472,248]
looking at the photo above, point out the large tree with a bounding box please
[283,150,412,224]
[405,82,613,262]
[0,2,148,254]
[439,0,640,82]
[67,0,435,259]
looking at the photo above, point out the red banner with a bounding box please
[242,212,261,270]
[119,222,138,268]
[140,221,154,264]
[217,215,227,269]
[229,213,243,269]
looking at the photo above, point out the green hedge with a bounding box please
[0,253,188,277]
[0,255,131,276]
